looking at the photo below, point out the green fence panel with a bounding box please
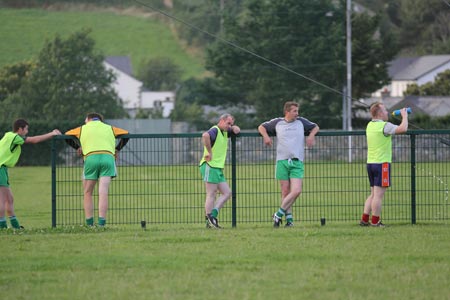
[51,130,450,227]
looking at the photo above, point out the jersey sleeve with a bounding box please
[207,127,219,145]
[10,135,25,152]
[260,118,282,136]
[64,126,82,149]
[226,127,238,138]
[13,135,25,146]
[383,122,397,136]
[65,127,82,138]
[112,126,129,137]
[298,117,317,134]
[112,126,130,151]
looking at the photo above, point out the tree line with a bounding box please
[169,0,450,128]
[0,0,449,129]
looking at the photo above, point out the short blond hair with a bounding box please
[370,102,384,118]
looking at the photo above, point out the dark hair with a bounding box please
[13,118,29,132]
[86,112,104,122]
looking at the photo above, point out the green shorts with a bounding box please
[83,154,116,180]
[199,162,226,184]
[276,159,304,180]
[0,166,9,187]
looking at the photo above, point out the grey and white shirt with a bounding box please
[260,117,317,162]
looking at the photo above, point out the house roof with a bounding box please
[104,56,134,76]
[389,55,450,80]
[354,97,404,119]
[357,97,403,109]
[390,96,450,117]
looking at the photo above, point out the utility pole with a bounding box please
[220,0,225,33]
[346,0,352,131]
[346,0,352,162]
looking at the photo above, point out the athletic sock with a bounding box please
[286,213,293,223]
[9,216,20,229]
[211,208,219,218]
[86,217,94,226]
[276,208,286,218]
[361,213,370,223]
[98,217,106,226]
[371,215,380,225]
[0,218,7,229]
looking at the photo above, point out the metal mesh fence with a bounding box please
[51,130,450,227]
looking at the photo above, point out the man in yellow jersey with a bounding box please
[360,103,408,227]
[0,119,61,229]
[199,114,240,228]
[65,113,129,226]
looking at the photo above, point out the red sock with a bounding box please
[361,213,370,223]
[371,215,380,225]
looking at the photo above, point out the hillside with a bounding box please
[0,6,205,79]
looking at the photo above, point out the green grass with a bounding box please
[7,167,54,228]
[0,8,205,78]
[2,167,450,299]
[1,224,450,299]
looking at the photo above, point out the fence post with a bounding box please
[410,134,416,224]
[231,135,237,227]
[231,134,236,227]
[51,138,57,228]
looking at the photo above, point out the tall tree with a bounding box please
[393,0,450,54]
[206,0,346,124]
[352,12,397,99]
[171,0,244,46]
[138,57,182,91]
[0,61,35,102]
[0,29,126,121]
[204,0,395,127]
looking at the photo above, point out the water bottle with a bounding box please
[392,107,412,116]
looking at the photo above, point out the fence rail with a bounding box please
[51,130,450,227]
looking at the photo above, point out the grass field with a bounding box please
[0,7,205,78]
[1,167,450,300]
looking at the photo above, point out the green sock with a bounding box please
[9,216,20,229]
[276,208,286,218]
[286,214,293,223]
[98,217,106,226]
[211,208,219,218]
[0,218,7,229]
[86,217,94,226]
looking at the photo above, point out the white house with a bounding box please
[372,55,450,98]
[141,90,175,118]
[104,56,175,118]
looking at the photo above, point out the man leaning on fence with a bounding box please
[258,101,319,228]
[0,119,61,229]
[199,113,240,229]
[360,103,408,227]
[65,113,129,227]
